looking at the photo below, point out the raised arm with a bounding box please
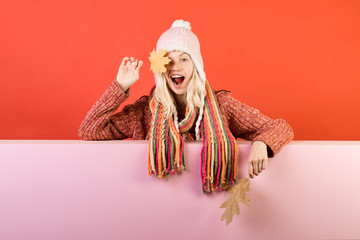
[78,57,145,140]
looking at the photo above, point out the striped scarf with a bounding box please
[148,81,238,193]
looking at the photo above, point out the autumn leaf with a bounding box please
[148,49,171,74]
[220,178,251,225]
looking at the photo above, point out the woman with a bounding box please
[79,20,294,193]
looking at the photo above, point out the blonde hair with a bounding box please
[153,66,207,138]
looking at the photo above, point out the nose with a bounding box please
[170,61,181,72]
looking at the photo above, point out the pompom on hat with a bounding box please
[156,19,206,82]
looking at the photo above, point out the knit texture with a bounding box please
[156,19,206,82]
[79,79,294,158]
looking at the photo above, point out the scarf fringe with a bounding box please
[148,81,237,192]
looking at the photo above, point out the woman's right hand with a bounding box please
[116,57,143,92]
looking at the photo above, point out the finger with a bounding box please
[263,158,268,170]
[130,60,138,68]
[248,162,254,178]
[253,160,258,176]
[121,57,129,65]
[258,159,263,173]
[136,60,143,70]
[130,57,135,63]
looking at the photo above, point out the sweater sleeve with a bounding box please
[217,92,294,157]
[78,80,149,140]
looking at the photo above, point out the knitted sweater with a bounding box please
[79,80,294,157]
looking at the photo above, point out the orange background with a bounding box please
[1,0,359,140]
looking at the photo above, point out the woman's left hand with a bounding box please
[248,141,268,178]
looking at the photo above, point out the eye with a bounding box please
[181,58,187,62]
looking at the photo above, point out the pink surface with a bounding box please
[0,140,360,240]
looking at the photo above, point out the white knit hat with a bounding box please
[156,19,206,82]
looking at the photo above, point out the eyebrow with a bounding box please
[168,53,189,60]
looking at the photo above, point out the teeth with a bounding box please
[171,75,183,78]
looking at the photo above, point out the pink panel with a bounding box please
[0,140,360,240]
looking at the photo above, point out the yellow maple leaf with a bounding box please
[219,178,251,225]
[148,49,171,74]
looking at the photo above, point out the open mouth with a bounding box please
[171,75,185,85]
